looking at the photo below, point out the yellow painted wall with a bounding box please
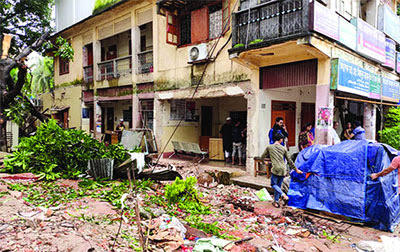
[54,34,84,86]
[40,85,83,129]
[159,96,247,152]
[154,3,252,90]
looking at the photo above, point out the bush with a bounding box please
[379,107,400,150]
[2,119,129,180]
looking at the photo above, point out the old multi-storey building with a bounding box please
[44,0,400,176]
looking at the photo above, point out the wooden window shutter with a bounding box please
[222,0,230,34]
[166,11,178,45]
[191,7,209,43]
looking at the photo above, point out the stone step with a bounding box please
[230,175,272,191]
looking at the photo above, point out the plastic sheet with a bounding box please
[288,140,400,231]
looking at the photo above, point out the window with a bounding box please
[336,0,353,20]
[59,58,69,75]
[165,0,230,46]
[170,100,186,120]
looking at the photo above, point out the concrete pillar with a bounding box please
[94,99,102,140]
[153,98,163,153]
[132,95,141,129]
[363,103,376,141]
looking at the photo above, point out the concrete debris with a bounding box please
[0,160,399,251]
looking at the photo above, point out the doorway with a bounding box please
[106,107,114,131]
[271,101,296,146]
[301,103,315,129]
[201,106,213,136]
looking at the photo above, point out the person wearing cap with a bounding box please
[220,117,233,163]
[261,133,303,208]
[116,119,125,142]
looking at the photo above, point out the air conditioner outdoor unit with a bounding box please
[32,98,42,107]
[188,43,208,63]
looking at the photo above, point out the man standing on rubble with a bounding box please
[261,133,303,208]
[220,117,233,163]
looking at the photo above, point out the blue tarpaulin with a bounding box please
[288,140,400,231]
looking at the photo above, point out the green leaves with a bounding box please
[379,107,400,150]
[164,177,210,215]
[2,119,129,180]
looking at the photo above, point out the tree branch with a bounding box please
[15,31,51,62]
[23,96,47,123]
[4,65,27,105]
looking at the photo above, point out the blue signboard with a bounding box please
[382,77,400,102]
[383,38,396,69]
[330,58,374,98]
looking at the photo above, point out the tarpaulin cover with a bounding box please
[288,140,400,231]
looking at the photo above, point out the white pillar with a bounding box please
[363,103,376,141]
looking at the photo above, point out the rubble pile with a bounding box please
[0,161,399,251]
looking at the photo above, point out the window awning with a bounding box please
[50,106,70,113]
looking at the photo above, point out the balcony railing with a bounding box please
[232,0,309,49]
[97,55,132,81]
[138,50,154,74]
[83,65,94,83]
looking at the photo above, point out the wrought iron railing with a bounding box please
[97,55,132,80]
[232,0,309,49]
[137,50,154,74]
[83,65,94,83]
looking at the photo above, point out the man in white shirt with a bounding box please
[330,121,341,145]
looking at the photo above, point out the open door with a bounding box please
[271,101,296,147]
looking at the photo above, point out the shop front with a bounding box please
[330,58,400,141]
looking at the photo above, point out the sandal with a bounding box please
[272,201,280,208]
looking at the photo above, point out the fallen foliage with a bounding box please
[2,119,129,180]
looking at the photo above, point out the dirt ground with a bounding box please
[0,161,399,252]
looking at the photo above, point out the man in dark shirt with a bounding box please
[220,117,233,163]
[231,120,243,165]
[268,117,289,146]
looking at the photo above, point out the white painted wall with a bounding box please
[258,85,316,156]
[55,0,96,32]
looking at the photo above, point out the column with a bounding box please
[315,59,335,145]
[132,95,141,129]
[93,32,102,140]
[363,103,376,140]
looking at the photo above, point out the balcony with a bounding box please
[83,65,94,83]
[97,55,132,81]
[231,0,309,51]
[138,50,153,74]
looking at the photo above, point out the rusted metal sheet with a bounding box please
[261,59,317,89]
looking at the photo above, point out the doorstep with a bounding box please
[230,175,273,191]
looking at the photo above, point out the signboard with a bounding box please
[383,38,396,69]
[397,52,400,74]
[382,77,400,102]
[352,18,386,63]
[339,17,357,51]
[378,4,400,44]
[330,58,374,98]
[311,1,339,40]
[369,73,381,99]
